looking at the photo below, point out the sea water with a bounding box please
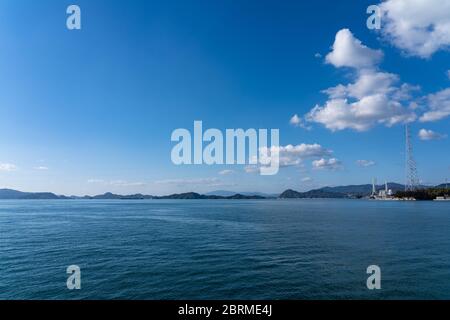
[1,199,449,299]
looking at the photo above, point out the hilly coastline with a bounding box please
[0,189,265,200]
[0,183,447,200]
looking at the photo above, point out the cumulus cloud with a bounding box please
[305,29,418,131]
[420,88,450,122]
[299,18,450,130]
[306,94,416,132]
[277,144,332,158]
[0,163,17,172]
[325,29,383,69]
[324,71,404,100]
[259,143,333,168]
[379,0,450,58]
[356,160,376,167]
[245,143,333,173]
[418,129,447,141]
[312,158,343,171]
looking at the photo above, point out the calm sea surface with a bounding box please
[1,199,449,300]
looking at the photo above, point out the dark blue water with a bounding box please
[1,199,449,299]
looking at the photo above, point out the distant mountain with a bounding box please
[0,189,65,200]
[157,192,206,200]
[21,192,64,200]
[0,188,266,200]
[205,190,238,197]
[2,183,447,200]
[75,193,153,200]
[278,189,300,198]
[206,190,277,198]
[319,183,406,197]
[226,194,265,200]
[155,192,265,200]
[0,189,27,199]
[279,183,408,199]
[279,182,439,199]
[279,189,347,199]
[120,194,154,200]
[92,192,125,200]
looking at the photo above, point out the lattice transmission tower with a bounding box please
[405,124,419,191]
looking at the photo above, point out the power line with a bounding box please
[405,124,419,191]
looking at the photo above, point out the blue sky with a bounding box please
[0,0,449,195]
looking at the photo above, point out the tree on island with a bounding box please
[395,188,449,201]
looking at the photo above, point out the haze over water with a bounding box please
[1,199,449,299]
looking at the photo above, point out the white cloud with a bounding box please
[302,177,313,183]
[305,30,418,132]
[307,95,416,132]
[380,0,450,58]
[259,143,333,168]
[245,143,332,173]
[277,144,332,158]
[314,53,322,58]
[88,179,146,187]
[34,166,49,171]
[392,83,421,101]
[420,88,450,122]
[356,160,376,167]
[324,71,400,100]
[0,163,17,172]
[218,169,234,175]
[325,29,383,69]
[109,180,147,187]
[289,114,311,130]
[154,178,223,187]
[447,70,450,80]
[88,179,104,184]
[290,114,301,126]
[418,129,447,141]
[312,158,343,171]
